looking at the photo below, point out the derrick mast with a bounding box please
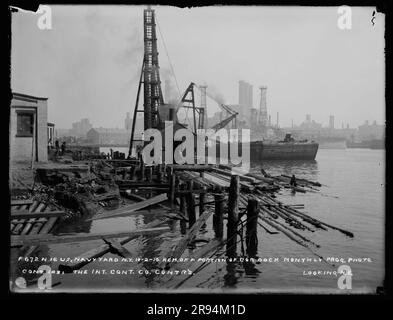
[143,7,164,130]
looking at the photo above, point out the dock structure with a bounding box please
[11,199,63,257]
[10,149,355,290]
[9,7,353,291]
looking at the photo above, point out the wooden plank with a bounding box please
[164,238,225,289]
[22,217,59,257]
[120,186,169,192]
[258,221,279,234]
[246,172,275,183]
[19,218,45,257]
[210,167,256,184]
[11,210,65,219]
[11,199,33,206]
[164,209,213,270]
[58,218,168,273]
[93,191,120,201]
[88,193,168,221]
[12,222,25,235]
[122,192,188,222]
[161,238,224,286]
[170,165,213,172]
[102,238,133,258]
[22,220,43,236]
[20,218,37,235]
[189,238,223,261]
[176,189,208,195]
[12,226,170,247]
[29,201,40,213]
[39,217,58,234]
[104,159,139,163]
[34,202,46,213]
[209,171,252,191]
[281,175,321,187]
[116,181,170,188]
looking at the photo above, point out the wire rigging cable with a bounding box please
[155,16,236,138]
[156,18,181,98]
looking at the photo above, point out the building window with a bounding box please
[16,111,34,137]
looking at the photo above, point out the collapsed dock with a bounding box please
[10,152,353,289]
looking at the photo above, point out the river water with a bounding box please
[13,148,384,293]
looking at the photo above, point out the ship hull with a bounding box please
[247,141,319,160]
[369,139,385,149]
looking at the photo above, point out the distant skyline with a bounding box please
[58,113,381,131]
[11,5,385,129]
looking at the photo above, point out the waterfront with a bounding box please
[22,147,382,293]
[247,148,385,292]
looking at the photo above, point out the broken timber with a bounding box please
[102,238,133,258]
[12,226,170,247]
[11,199,34,206]
[58,218,168,273]
[163,209,213,270]
[88,193,168,221]
[11,210,65,219]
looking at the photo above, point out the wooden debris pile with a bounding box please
[32,161,122,218]
[11,157,354,290]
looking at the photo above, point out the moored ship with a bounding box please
[248,134,319,160]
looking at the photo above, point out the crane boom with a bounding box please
[211,112,238,131]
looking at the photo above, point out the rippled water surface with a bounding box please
[12,148,384,293]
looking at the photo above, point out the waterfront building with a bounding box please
[71,118,92,137]
[10,92,49,162]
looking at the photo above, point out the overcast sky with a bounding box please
[11,5,385,129]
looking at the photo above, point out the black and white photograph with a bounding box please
[8,4,385,295]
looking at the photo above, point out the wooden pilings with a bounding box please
[199,186,206,217]
[226,175,240,258]
[246,198,259,257]
[140,163,145,181]
[129,166,135,180]
[168,167,176,206]
[179,183,187,235]
[213,187,224,239]
[156,164,163,183]
[186,180,196,228]
[146,166,152,182]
